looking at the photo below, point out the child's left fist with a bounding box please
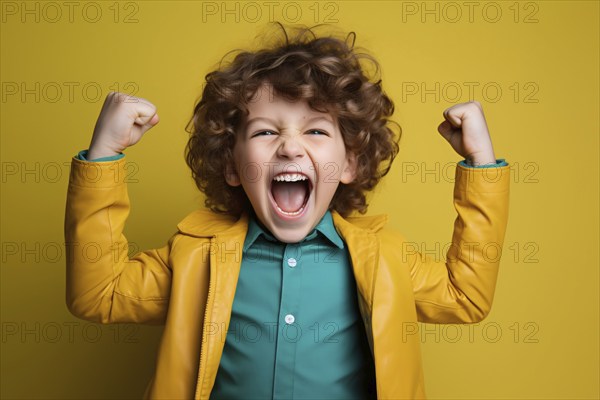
[437,101,496,166]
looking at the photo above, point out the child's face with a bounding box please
[226,84,357,243]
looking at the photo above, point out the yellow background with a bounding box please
[1,1,598,398]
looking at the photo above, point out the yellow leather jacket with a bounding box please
[65,156,510,399]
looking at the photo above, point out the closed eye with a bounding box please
[252,130,277,137]
[306,129,328,136]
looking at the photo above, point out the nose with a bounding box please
[276,136,305,160]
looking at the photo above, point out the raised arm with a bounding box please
[65,92,173,324]
[409,101,510,323]
[407,161,510,323]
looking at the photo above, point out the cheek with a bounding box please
[320,163,341,184]
[240,164,264,185]
[232,144,250,175]
[237,143,269,168]
[312,161,345,190]
[316,146,348,181]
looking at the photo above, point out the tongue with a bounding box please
[271,181,307,212]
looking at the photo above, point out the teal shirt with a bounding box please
[75,149,508,398]
[210,208,376,399]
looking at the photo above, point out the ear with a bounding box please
[225,164,241,187]
[340,151,358,184]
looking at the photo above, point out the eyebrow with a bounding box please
[245,116,335,127]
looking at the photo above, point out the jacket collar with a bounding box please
[176,208,388,238]
[176,209,249,238]
[177,207,388,322]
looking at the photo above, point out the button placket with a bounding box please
[273,243,303,398]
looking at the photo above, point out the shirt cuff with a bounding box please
[458,158,508,168]
[76,149,125,162]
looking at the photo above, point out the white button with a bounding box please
[287,258,297,267]
[284,314,295,324]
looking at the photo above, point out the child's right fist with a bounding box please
[87,91,159,159]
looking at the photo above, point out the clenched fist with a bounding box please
[87,92,159,159]
[437,101,497,166]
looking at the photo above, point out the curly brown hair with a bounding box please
[185,23,401,218]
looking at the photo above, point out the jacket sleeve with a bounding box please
[408,161,510,323]
[64,154,174,325]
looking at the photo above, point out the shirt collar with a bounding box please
[243,209,345,252]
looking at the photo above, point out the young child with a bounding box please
[65,24,510,400]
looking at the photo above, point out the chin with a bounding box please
[269,225,313,244]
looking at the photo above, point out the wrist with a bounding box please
[466,152,496,166]
[466,159,498,167]
[88,137,124,159]
[87,146,122,160]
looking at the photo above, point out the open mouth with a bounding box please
[270,172,312,217]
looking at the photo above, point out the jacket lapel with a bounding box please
[331,210,388,360]
[331,211,388,313]
[177,210,249,398]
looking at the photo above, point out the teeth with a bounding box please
[271,173,310,217]
[273,173,308,182]
[276,205,305,216]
